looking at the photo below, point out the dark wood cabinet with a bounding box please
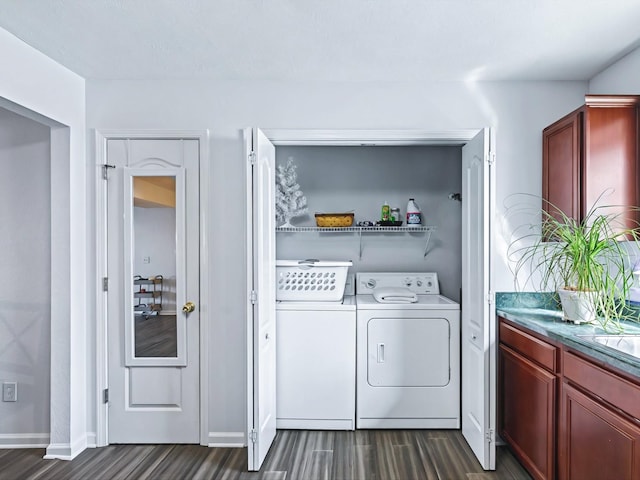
[559,352,640,480]
[542,95,640,230]
[499,319,559,480]
[499,317,640,480]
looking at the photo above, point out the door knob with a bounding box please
[182,301,196,313]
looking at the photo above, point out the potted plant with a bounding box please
[509,196,640,332]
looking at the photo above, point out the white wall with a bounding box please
[589,47,640,93]
[0,108,50,446]
[275,145,462,301]
[86,78,587,440]
[0,27,86,458]
[134,207,177,313]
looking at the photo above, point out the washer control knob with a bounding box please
[366,279,377,289]
[416,279,423,287]
[403,278,412,287]
[427,281,433,287]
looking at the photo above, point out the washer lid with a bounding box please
[277,295,356,311]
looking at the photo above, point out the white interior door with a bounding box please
[246,128,277,471]
[107,137,200,443]
[461,128,496,469]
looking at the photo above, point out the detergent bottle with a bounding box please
[406,198,422,226]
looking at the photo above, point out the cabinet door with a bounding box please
[499,344,556,480]
[559,382,640,480]
[542,111,582,224]
[583,105,640,232]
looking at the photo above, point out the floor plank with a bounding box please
[0,430,532,480]
[301,450,333,480]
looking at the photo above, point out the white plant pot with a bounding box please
[558,287,597,324]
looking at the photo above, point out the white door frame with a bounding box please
[95,129,210,446]
[246,127,494,454]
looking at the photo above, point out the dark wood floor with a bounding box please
[0,430,531,480]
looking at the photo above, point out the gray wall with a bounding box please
[276,146,462,301]
[86,78,588,440]
[0,107,51,443]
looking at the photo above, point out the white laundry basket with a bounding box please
[276,259,352,301]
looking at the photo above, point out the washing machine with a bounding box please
[275,260,356,430]
[356,272,460,429]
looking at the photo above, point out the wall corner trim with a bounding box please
[44,434,88,460]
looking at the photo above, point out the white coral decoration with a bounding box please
[276,157,308,227]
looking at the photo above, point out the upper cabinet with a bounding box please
[542,95,640,230]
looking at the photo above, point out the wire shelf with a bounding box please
[276,226,434,233]
[276,225,436,257]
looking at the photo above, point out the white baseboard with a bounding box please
[44,434,88,460]
[44,443,72,460]
[0,433,49,448]
[207,431,245,447]
[86,432,97,448]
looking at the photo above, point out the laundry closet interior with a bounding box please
[273,140,464,430]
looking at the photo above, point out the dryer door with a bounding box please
[367,317,450,387]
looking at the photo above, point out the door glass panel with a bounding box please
[132,175,177,358]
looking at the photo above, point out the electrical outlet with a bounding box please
[143,256,151,264]
[2,382,17,402]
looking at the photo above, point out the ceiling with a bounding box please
[1,0,640,82]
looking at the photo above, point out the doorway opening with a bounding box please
[0,97,72,456]
[0,106,51,448]
[246,128,496,471]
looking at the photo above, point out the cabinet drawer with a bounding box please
[563,350,640,421]
[500,320,558,373]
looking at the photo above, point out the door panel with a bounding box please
[107,137,200,444]
[129,367,182,406]
[461,128,496,469]
[247,128,277,471]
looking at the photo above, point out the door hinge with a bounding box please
[485,151,495,165]
[249,429,257,443]
[485,428,494,443]
[485,291,494,305]
[102,164,115,180]
[103,388,109,404]
[102,277,109,292]
[250,290,257,305]
[248,151,256,165]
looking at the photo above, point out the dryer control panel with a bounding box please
[356,272,440,295]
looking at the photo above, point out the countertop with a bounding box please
[496,292,640,379]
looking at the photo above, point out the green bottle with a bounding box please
[381,202,390,221]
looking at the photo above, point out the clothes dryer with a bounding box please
[356,272,460,429]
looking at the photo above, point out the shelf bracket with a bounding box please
[423,230,433,257]
[358,227,363,259]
